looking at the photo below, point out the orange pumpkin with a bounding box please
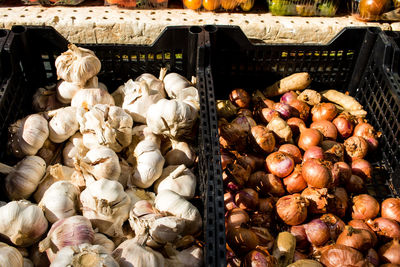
[183,0,202,9]
[203,0,220,10]
[220,0,237,10]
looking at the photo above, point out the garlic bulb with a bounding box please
[118,159,132,188]
[8,114,49,158]
[112,239,166,267]
[29,244,50,267]
[122,80,164,123]
[23,258,33,267]
[146,99,198,140]
[167,245,204,267]
[0,242,23,267]
[55,44,101,86]
[79,146,121,181]
[39,181,80,223]
[165,140,196,167]
[93,233,115,255]
[0,200,48,247]
[48,107,79,143]
[135,71,166,98]
[0,201,6,207]
[34,164,75,202]
[125,187,155,207]
[78,104,133,152]
[80,179,131,237]
[56,81,81,104]
[112,79,142,107]
[123,125,147,166]
[71,88,114,110]
[2,156,46,200]
[50,243,118,267]
[155,190,202,235]
[39,216,94,258]
[62,133,87,168]
[17,248,28,258]
[154,165,196,200]
[163,73,191,99]
[37,139,60,165]
[33,84,64,112]
[128,129,165,189]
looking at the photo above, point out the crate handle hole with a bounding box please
[12,25,26,34]
[0,29,8,38]
[204,25,217,33]
[189,26,202,34]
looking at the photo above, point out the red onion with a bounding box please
[281,91,298,104]
[353,122,377,139]
[242,249,277,267]
[379,239,400,264]
[304,219,330,246]
[273,102,292,120]
[352,194,380,220]
[348,219,378,247]
[321,140,345,163]
[301,187,330,214]
[303,146,324,162]
[265,151,295,178]
[320,213,345,241]
[226,208,250,229]
[364,135,379,151]
[367,217,400,241]
[320,244,369,267]
[279,144,302,164]
[311,103,337,122]
[225,192,238,211]
[290,225,310,250]
[276,194,308,226]
[310,120,338,140]
[247,171,285,197]
[227,181,241,192]
[332,113,354,139]
[289,99,310,121]
[334,161,352,184]
[221,150,235,170]
[249,125,276,153]
[366,248,380,267]
[302,158,333,189]
[235,188,259,211]
[229,88,251,108]
[258,198,275,214]
[327,187,348,218]
[283,165,307,194]
[344,136,369,160]
[381,198,400,224]
[345,174,366,194]
[351,159,372,182]
[232,115,257,132]
[336,226,374,251]
[287,117,306,136]
[260,107,280,123]
[226,227,259,256]
[298,128,323,151]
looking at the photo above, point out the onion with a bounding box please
[247,171,285,197]
[250,226,274,249]
[351,159,372,182]
[304,219,330,246]
[238,108,253,117]
[258,198,275,214]
[281,91,298,104]
[226,181,241,192]
[379,239,400,264]
[348,219,378,246]
[352,194,380,220]
[221,150,235,170]
[276,194,308,226]
[303,146,324,162]
[336,226,374,251]
[334,161,352,184]
[321,140,345,163]
[260,107,280,124]
[320,213,345,240]
[353,122,377,139]
[344,136,369,160]
[310,120,338,140]
[263,98,275,109]
[287,117,306,136]
[290,225,310,250]
[367,217,400,241]
[302,159,333,188]
[226,227,259,256]
[288,259,323,267]
[298,128,323,151]
[311,103,337,122]
[236,153,265,173]
[235,188,259,211]
[289,99,310,121]
[225,192,238,211]
[249,125,276,153]
[293,251,308,262]
[226,162,252,187]
[382,198,400,223]
[273,102,292,120]
[229,88,251,108]
[366,248,380,267]
[283,165,307,194]
[226,208,250,229]
[242,249,277,267]
[346,174,366,194]
[226,250,241,267]
[250,212,274,228]
[301,187,330,214]
[332,113,354,139]
[320,244,368,267]
[265,151,294,178]
[327,187,348,217]
[279,144,302,164]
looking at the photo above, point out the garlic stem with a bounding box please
[168,164,187,180]
[159,68,167,81]
[0,163,14,174]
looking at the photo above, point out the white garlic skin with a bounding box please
[23,258,34,267]
[80,179,131,237]
[50,243,118,267]
[0,200,48,247]
[0,242,23,267]
[71,88,114,110]
[5,156,46,200]
[62,133,87,168]
[93,233,115,255]
[80,146,121,181]
[39,181,80,223]
[33,85,64,112]
[165,140,196,167]
[9,114,49,158]
[149,216,186,244]
[175,245,204,267]
[56,81,81,104]
[135,72,166,98]
[125,187,155,208]
[163,73,191,99]
[48,106,79,143]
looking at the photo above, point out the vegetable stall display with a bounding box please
[219,73,400,266]
[0,44,204,266]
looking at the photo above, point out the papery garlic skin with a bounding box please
[118,159,132,188]
[173,245,204,267]
[0,242,23,267]
[125,187,155,208]
[5,156,46,200]
[146,99,198,140]
[154,165,196,200]
[39,181,80,223]
[80,179,131,237]
[23,258,33,267]
[165,140,196,167]
[48,107,79,143]
[163,73,191,99]
[78,104,133,152]
[79,146,121,181]
[8,114,49,158]
[33,84,64,112]
[0,200,48,247]
[37,139,60,165]
[62,133,87,168]
[135,72,166,98]
[112,79,142,107]
[112,239,166,267]
[149,216,186,244]
[71,88,114,110]
[29,244,50,267]
[56,81,81,104]
[155,190,202,235]
[93,233,115,255]
[55,44,101,86]
[50,243,118,267]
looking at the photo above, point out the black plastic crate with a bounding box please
[202,25,400,265]
[1,25,223,267]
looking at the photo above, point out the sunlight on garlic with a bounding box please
[0,242,23,267]
[165,140,196,167]
[71,88,114,110]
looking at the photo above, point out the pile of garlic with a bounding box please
[0,44,204,267]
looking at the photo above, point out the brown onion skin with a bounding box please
[344,136,369,160]
[348,219,378,247]
[379,239,400,265]
[352,194,380,220]
[302,158,333,189]
[247,172,285,197]
[320,213,345,241]
[322,140,345,163]
[289,99,310,121]
[303,146,324,162]
[221,150,235,170]
[235,188,259,211]
[311,120,338,140]
[290,225,310,250]
[229,88,251,108]
[298,128,323,151]
[225,162,252,187]
[366,248,380,267]
[346,174,366,194]
[249,126,276,153]
[354,122,377,139]
[382,198,400,224]
[293,251,308,262]
[260,108,280,124]
[301,187,329,214]
[226,208,250,229]
[258,198,275,214]
[276,194,308,226]
[225,192,238,211]
[250,226,274,249]
[279,144,302,164]
[333,113,354,139]
[283,165,307,194]
[304,219,330,246]
[250,212,274,229]
[226,227,259,256]
[238,109,253,117]
[226,250,241,267]
[367,217,400,241]
[352,159,372,182]
[327,187,349,218]
[320,244,369,267]
[242,249,277,267]
[287,117,306,136]
[336,226,374,251]
[265,151,295,178]
[311,103,338,122]
[380,264,400,267]
[334,161,352,184]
